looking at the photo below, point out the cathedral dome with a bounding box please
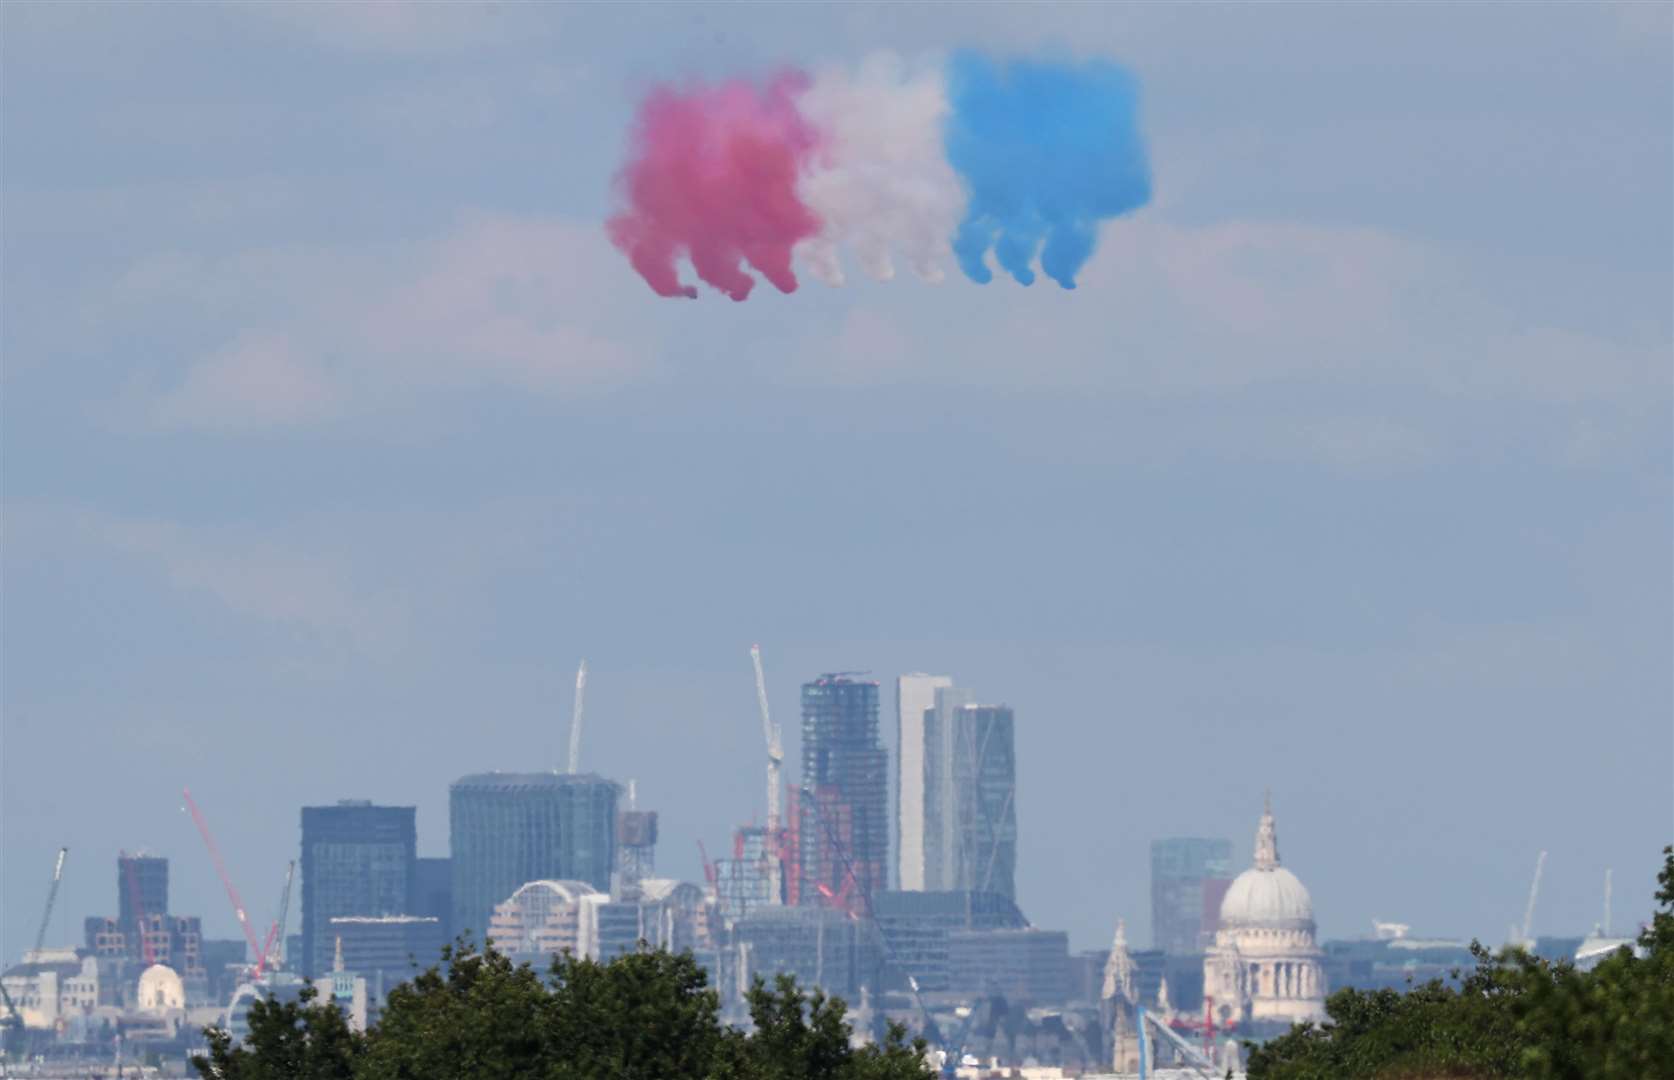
[1218,792,1315,930]
[1220,864,1314,929]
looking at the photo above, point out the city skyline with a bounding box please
[4,0,1669,970]
[6,658,1654,964]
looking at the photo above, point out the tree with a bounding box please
[194,983,362,1080]
[717,974,932,1080]
[1248,846,1674,1080]
[198,938,935,1080]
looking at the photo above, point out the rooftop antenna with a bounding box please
[567,659,588,774]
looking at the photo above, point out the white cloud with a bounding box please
[249,1,553,54]
[152,333,342,429]
[7,506,405,655]
[796,214,1670,404]
[141,214,649,429]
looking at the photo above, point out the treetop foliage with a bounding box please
[194,944,933,1080]
[1247,845,1674,1080]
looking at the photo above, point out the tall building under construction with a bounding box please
[796,674,887,909]
[449,772,619,942]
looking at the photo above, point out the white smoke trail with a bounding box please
[795,53,966,287]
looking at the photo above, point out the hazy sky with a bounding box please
[4,2,1670,963]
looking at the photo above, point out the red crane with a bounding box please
[182,788,267,973]
[696,839,718,891]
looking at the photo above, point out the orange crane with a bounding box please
[182,788,267,972]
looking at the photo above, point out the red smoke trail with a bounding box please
[609,73,823,301]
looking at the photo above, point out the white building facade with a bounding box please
[1202,795,1326,1026]
[895,673,953,890]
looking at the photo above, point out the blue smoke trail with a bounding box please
[944,52,1151,288]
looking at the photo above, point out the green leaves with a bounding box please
[1248,846,1674,1080]
[197,940,935,1080]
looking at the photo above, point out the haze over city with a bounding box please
[3,0,1669,1017]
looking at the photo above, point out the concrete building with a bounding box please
[326,915,447,986]
[300,801,418,979]
[715,826,781,921]
[1202,794,1326,1027]
[414,856,453,943]
[450,772,620,942]
[578,896,645,962]
[0,949,101,1029]
[486,877,714,967]
[894,673,953,891]
[82,856,208,1004]
[872,889,1027,993]
[947,928,1070,1004]
[797,675,888,908]
[614,808,658,899]
[488,880,603,961]
[732,906,877,1001]
[118,854,169,939]
[1150,837,1233,955]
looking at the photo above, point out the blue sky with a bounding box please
[3,2,1670,960]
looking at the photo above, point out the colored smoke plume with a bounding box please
[606,53,1152,298]
[607,73,822,301]
[945,52,1151,288]
[795,54,964,286]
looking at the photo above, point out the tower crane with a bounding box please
[750,645,783,834]
[33,847,68,955]
[1519,850,1548,947]
[256,861,296,974]
[182,788,266,968]
[567,659,588,774]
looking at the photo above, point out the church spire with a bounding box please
[1254,790,1280,870]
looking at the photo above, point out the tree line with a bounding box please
[197,845,1673,1079]
[1247,845,1674,1079]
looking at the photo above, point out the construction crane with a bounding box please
[1603,867,1613,938]
[256,861,296,974]
[0,978,25,1058]
[1519,850,1548,947]
[567,659,588,774]
[182,788,266,968]
[750,645,784,834]
[33,847,68,955]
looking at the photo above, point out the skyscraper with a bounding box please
[300,801,417,979]
[1150,837,1234,955]
[797,674,887,908]
[449,772,619,942]
[952,704,1018,900]
[118,853,169,937]
[895,673,953,891]
[920,691,1018,899]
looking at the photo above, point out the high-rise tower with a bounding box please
[918,689,1018,899]
[1150,837,1234,955]
[797,674,887,909]
[448,772,619,942]
[895,673,952,891]
[299,801,417,979]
